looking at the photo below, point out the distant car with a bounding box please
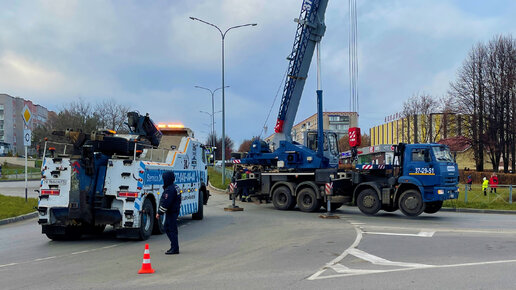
[215,160,222,167]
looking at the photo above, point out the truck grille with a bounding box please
[445,177,457,185]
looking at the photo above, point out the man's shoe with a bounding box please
[165,249,180,255]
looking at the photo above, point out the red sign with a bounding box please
[348,127,361,147]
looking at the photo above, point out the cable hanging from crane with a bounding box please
[258,66,289,139]
[349,0,359,115]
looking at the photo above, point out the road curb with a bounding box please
[208,181,227,194]
[0,211,38,226]
[441,207,516,215]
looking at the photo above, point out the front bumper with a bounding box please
[424,186,459,202]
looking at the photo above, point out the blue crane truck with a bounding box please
[231,0,459,217]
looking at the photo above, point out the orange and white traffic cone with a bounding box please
[138,244,155,274]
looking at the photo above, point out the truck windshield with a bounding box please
[432,146,454,162]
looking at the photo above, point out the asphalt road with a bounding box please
[1,188,516,289]
[0,180,40,198]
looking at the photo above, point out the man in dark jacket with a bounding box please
[156,171,181,255]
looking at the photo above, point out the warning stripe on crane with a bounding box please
[232,159,241,164]
[325,182,333,195]
[362,165,373,170]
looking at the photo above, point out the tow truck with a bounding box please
[37,112,209,240]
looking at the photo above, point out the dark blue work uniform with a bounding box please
[158,171,181,254]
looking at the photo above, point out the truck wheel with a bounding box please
[357,189,381,215]
[152,213,165,235]
[138,198,154,240]
[399,189,425,217]
[423,201,443,214]
[297,188,321,212]
[272,186,294,210]
[192,192,204,220]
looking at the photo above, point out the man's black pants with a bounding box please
[165,212,179,252]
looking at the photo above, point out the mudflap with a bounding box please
[93,209,122,225]
[204,189,210,205]
[42,224,66,235]
[115,228,140,240]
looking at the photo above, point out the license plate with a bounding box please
[43,179,68,185]
[447,166,455,171]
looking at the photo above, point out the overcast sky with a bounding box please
[1,0,515,147]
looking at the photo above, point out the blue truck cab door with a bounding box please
[404,146,440,188]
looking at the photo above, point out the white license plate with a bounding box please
[447,166,455,171]
[43,179,68,185]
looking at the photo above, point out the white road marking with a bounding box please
[363,230,435,237]
[72,250,92,255]
[348,248,432,268]
[34,256,56,261]
[308,221,516,281]
[311,259,516,280]
[0,243,122,269]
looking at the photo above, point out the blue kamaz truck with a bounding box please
[233,142,459,217]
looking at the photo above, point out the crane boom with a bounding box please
[273,0,329,144]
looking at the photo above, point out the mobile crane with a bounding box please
[232,0,459,216]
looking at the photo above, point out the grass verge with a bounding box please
[444,183,516,210]
[208,167,231,190]
[0,194,38,220]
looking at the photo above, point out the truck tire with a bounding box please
[272,186,295,210]
[192,192,204,220]
[152,213,165,235]
[297,188,321,212]
[357,189,381,215]
[399,189,425,217]
[138,198,154,240]
[423,201,443,214]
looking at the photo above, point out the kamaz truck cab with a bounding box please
[393,143,459,216]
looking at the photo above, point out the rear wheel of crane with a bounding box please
[138,198,154,240]
[423,201,443,214]
[399,189,425,217]
[272,186,294,210]
[357,189,381,215]
[192,192,204,220]
[296,188,321,212]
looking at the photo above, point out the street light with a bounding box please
[190,17,257,185]
[195,85,227,144]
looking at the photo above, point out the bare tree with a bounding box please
[94,99,131,133]
[402,93,442,143]
[450,35,516,172]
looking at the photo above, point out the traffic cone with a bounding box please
[138,244,155,274]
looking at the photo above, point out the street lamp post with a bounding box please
[190,17,257,185]
[195,86,227,149]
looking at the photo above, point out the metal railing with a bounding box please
[463,184,513,204]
